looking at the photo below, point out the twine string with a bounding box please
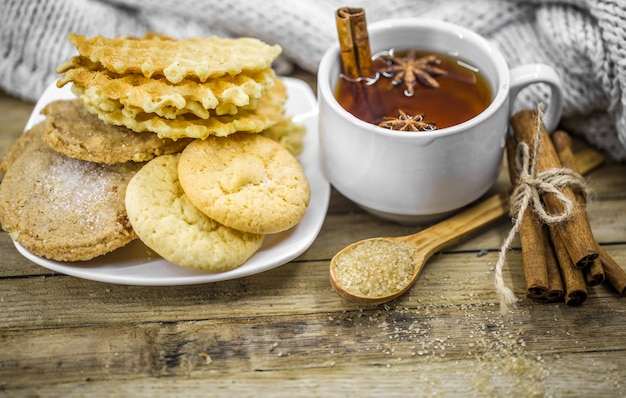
[494,104,589,315]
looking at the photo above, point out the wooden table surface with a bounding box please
[1,72,626,397]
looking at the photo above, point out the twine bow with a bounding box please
[494,104,589,315]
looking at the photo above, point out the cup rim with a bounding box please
[318,18,511,139]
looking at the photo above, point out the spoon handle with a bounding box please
[403,192,509,256]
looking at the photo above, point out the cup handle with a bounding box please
[509,63,563,132]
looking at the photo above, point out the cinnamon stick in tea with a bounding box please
[335,7,373,79]
[510,110,598,269]
[505,134,549,301]
[334,7,382,116]
[551,130,605,286]
[598,245,626,296]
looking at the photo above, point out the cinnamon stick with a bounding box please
[584,259,606,286]
[547,149,601,302]
[548,224,587,305]
[542,224,565,302]
[335,7,373,79]
[551,130,605,286]
[510,110,598,269]
[505,135,549,301]
[334,7,382,117]
[573,149,605,174]
[599,245,626,296]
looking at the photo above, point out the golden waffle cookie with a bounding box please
[125,153,264,271]
[73,81,261,121]
[57,57,276,119]
[42,99,192,164]
[68,33,282,84]
[260,116,306,156]
[77,78,288,140]
[0,122,141,261]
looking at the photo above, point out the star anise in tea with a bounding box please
[377,50,446,95]
[377,109,436,132]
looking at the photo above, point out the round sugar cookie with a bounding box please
[0,121,42,174]
[178,133,310,234]
[0,122,141,261]
[125,154,264,271]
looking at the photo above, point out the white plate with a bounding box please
[13,77,330,285]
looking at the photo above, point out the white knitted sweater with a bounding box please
[1,0,625,161]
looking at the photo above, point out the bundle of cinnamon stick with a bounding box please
[508,110,626,305]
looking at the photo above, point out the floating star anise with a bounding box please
[377,109,436,132]
[377,50,446,95]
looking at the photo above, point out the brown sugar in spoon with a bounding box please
[329,148,605,306]
[329,192,509,305]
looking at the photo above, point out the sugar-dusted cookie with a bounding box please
[125,154,264,271]
[0,122,141,261]
[0,122,42,175]
[178,133,310,234]
[41,99,192,164]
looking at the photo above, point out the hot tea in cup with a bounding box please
[318,16,563,223]
[335,48,493,131]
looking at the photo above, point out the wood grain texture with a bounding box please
[1,85,626,397]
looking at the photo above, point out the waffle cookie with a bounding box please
[75,78,287,140]
[260,116,306,156]
[57,57,277,119]
[57,33,287,140]
[67,33,282,83]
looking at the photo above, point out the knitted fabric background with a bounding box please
[1,0,625,161]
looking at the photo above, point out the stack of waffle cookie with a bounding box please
[57,33,289,140]
[0,33,309,272]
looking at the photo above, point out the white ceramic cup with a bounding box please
[317,18,563,223]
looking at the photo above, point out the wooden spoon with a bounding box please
[329,148,605,305]
[329,192,509,305]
